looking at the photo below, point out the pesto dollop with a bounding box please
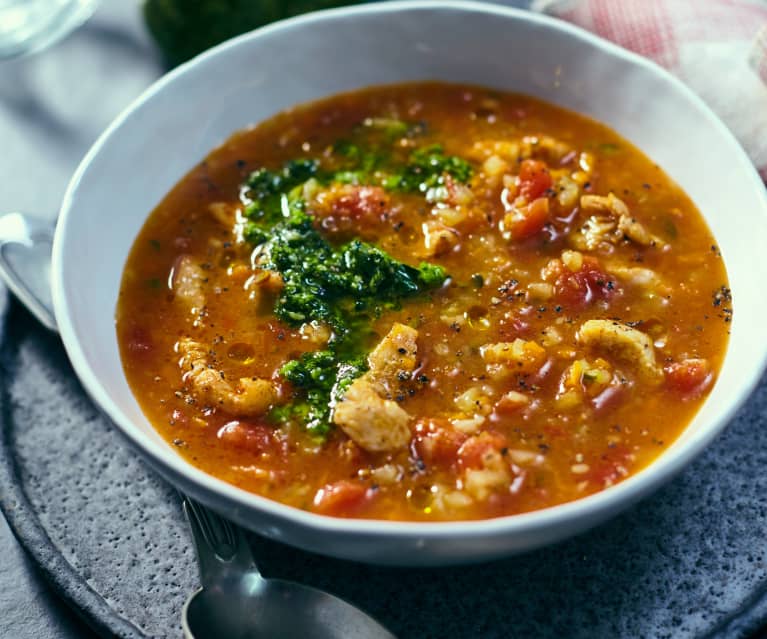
[239,124,473,437]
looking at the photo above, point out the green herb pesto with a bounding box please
[244,194,446,340]
[331,140,473,193]
[248,196,445,438]
[244,158,319,229]
[397,144,473,192]
[241,129,470,437]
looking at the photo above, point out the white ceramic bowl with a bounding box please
[52,0,767,565]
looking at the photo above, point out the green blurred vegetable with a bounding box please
[143,0,365,66]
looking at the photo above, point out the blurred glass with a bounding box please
[0,0,98,59]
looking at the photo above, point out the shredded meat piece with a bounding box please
[422,220,459,257]
[177,339,277,415]
[333,378,412,452]
[173,256,206,312]
[366,323,419,393]
[580,193,629,217]
[521,134,572,163]
[617,215,658,246]
[333,323,419,452]
[570,214,619,251]
[576,193,666,249]
[609,266,664,290]
[576,320,662,382]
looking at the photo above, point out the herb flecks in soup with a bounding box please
[117,83,730,521]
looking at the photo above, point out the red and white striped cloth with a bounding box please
[532,0,767,181]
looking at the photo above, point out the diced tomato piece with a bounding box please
[457,431,509,471]
[331,185,389,220]
[587,445,633,487]
[554,257,619,308]
[518,159,552,201]
[411,418,467,469]
[505,197,550,240]
[217,420,274,454]
[314,184,391,236]
[312,480,372,516]
[664,358,712,397]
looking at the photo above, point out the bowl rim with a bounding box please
[52,0,767,540]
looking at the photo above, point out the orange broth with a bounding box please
[116,83,730,521]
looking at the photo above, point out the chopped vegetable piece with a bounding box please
[518,159,552,201]
[504,197,550,240]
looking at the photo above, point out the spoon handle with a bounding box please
[0,212,57,332]
[182,496,263,589]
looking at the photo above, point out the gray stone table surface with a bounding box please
[2,2,767,639]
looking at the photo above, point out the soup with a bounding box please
[117,83,730,521]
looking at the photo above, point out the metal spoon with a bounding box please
[0,211,397,639]
[0,212,56,331]
[182,497,396,639]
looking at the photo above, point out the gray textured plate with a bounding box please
[2,292,767,639]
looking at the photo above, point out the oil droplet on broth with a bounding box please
[227,342,256,364]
